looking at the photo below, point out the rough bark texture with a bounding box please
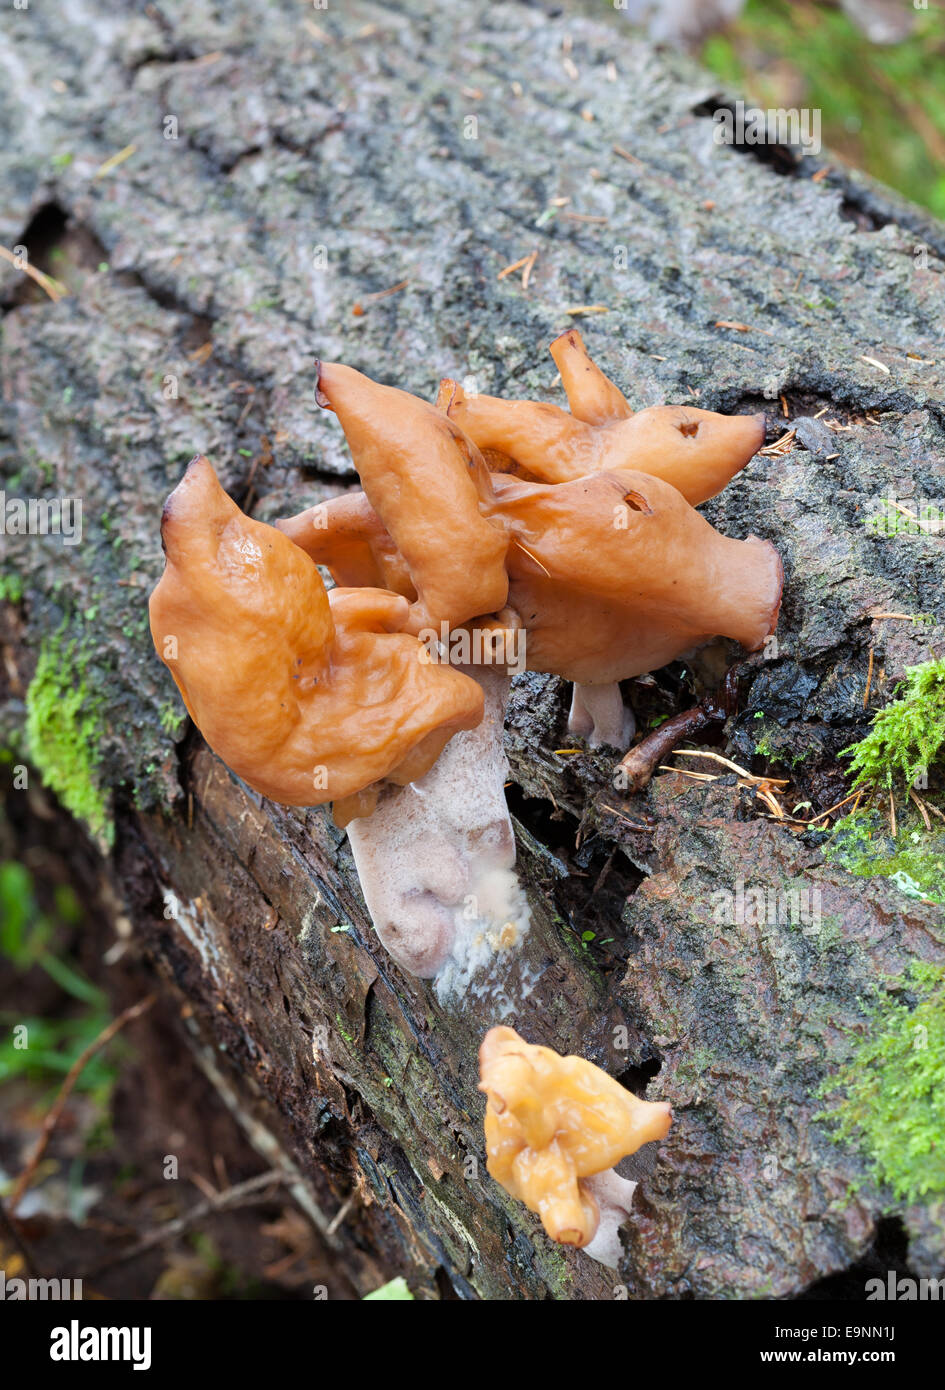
[1,0,944,1299]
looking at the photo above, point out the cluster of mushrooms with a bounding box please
[149,332,782,1268]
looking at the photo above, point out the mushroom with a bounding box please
[483,466,782,746]
[148,455,483,826]
[150,456,531,983]
[280,373,782,748]
[277,488,416,597]
[481,467,782,686]
[549,328,633,425]
[309,360,509,634]
[441,331,766,506]
[478,1025,671,1265]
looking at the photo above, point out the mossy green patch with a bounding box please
[823,810,945,906]
[159,699,187,739]
[750,716,814,768]
[25,635,113,846]
[817,962,945,1204]
[842,659,945,793]
[0,571,24,604]
[864,498,945,536]
[539,1237,574,1300]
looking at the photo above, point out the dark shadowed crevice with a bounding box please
[690,97,806,177]
[507,784,646,972]
[794,1216,912,1300]
[1,202,69,313]
[618,1055,663,1095]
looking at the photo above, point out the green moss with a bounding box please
[865,498,945,536]
[539,1239,575,1299]
[0,572,23,604]
[750,716,814,768]
[25,636,112,846]
[841,659,945,793]
[824,811,945,905]
[817,962,945,1203]
[159,700,187,738]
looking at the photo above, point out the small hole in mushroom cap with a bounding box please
[677,420,699,437]
[623,490,652,514]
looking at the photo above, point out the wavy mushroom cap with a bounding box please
[479,1026,672,1248]
[447,391,766,505]
[483,468,783,684]
[279,464,783,688]
[438,333,764,504]
[548,328,632,425]
[312,361,509,630]
[277,490,416,599]
[149,456,483,813]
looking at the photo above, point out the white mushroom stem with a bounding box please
[581,1169,638,1269]
[345,665,529,980]
[568,681,636,750]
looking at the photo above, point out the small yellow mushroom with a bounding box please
[478,1026,672,1258]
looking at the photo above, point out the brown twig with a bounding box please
[804,789,861,826]
[8,994,156,1215]
[910,790,932,831]
[863,647,874,709]
[669,748,789,785]
[615,668,740,793]
[612,143,644,166]
[361,278,408,303]
[82,1170,286,1278]
[92,143,137,180]
[0,244,68,302]
[599,803,655,832]
[511,537,550,576]
[497,254,531,279]
[521,249,538,289]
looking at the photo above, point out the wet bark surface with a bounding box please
[1,0,943,1298]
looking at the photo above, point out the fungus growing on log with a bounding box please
[478,1026,672,1265]
[281,362,782,748]
[151,358,782,977]
[149,457,529,982]
[480,468,782,685]
[148,455,483,827]
[442,332,766,506]
[295,469,784,691]
[310,360,509,634]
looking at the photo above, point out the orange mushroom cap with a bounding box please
[478,1026,672,1249]
[280,467,782,688]
[482,468,783,685]
[442,335,766,505]
[548,328,633,425]
[277,489,416,599]
[305,361,510,632]
[149,456,483,820]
